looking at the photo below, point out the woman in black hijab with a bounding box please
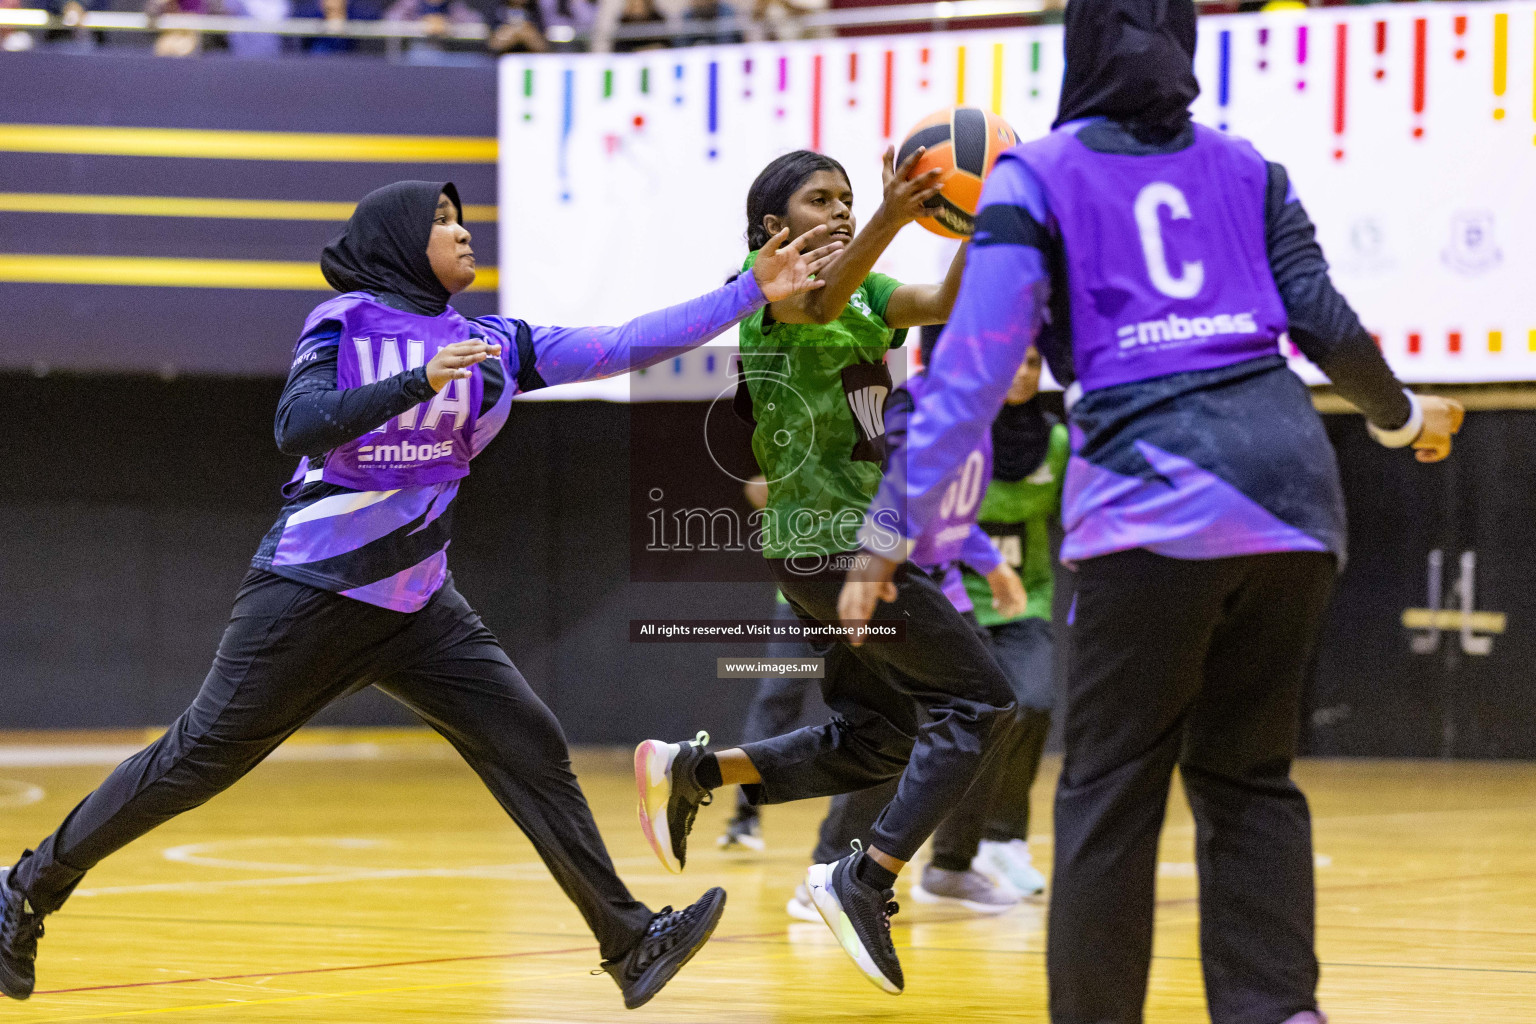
[0,180,839,1010]
[837,1,1464,1022]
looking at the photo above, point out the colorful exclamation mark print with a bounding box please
[1332,23,1346,160]
[1296,25,1308,92]
[1258,27,1270,71]
[848,51,858,109]
[1029,39,1041,98]
[776,56,787,119]
[707,61,719,159]
[1217,29,1231,130]
[559,68,573,201]
[1412,17,1426,138]
[957,45,967,104]
[602,69,618,157]
[522,67,534,122]
[673,63,684,106]
[635,66,648,131]
[1374,20,1387,81]
[882,49,895,139]
[1493,12,1507,119]
[920,47,931,91]
[812,54,823,150]
[743,58,753,100]
[991,43,1004,114]
[1454,15,1467,61]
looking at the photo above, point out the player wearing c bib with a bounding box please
[633,149,1017,995]
[0,181,840,1009]
[839,1,1464,1020]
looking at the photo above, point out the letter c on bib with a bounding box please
[1133,182,1205,300]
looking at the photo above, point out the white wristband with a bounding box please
[1367,389,1424,449]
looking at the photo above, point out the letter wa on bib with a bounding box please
[301,293,486,490]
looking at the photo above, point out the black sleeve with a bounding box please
[273,323,437,457]
[1265,161,1411,430]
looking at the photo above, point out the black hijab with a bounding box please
[1053,0,1199,144]
[992,398,1054,483]
[321,180,462,317]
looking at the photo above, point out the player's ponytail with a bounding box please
[745,150,850,252]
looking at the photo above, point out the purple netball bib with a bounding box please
[300,293,485,491]
[901,374,995,567]
[1013,124,1287,392]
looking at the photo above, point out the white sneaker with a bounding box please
[911,865,1019,914]
[974,839,1046,897]
[786,882,820,922]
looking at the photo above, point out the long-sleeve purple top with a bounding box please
[257,274,765,610]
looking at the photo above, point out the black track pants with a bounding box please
[810,615,1055,867]
[11,570,654,961]
[1047,549,1336,1024]
[738,557,1015,863]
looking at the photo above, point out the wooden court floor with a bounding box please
[0,729,1532,1023]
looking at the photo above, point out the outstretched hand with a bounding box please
[752,225,844,303]
[878,145,945,227]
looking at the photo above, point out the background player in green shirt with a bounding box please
[634,148,1021,995]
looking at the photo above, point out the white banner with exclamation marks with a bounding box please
[500,2,1536,399]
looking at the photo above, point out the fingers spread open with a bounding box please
[761,225,790,257]
[894,146,926,179]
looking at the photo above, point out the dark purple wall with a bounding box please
[0,50,499,377]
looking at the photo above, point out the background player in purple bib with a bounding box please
[0,180,840,1009]
[838,1,1464,1022]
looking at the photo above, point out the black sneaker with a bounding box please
[804,848,903,994]
[0,868,43,1001]
[634,731,713,873]
[600,887,727,1009]
[716,809,764,851]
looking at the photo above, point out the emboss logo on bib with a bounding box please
[357,439,455,464]
[1117,311,1259,351]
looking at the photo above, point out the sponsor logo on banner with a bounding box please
[1340,218,1394,277]
[1441,211,1503,276]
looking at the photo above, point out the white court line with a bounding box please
[76,852,668,897]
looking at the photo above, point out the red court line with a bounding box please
[35,944,598,995]
[35,927,795,996]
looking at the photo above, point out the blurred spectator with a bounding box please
[148,0,207,57]
[36,0,106,51]
[1,0,36,52]
[221,0,291,57]
[488,0,548,52]
[292,0,380,52]
[537,0,593,50]
[747,0,825,42]
[676,0,739,45]
[385,0,485,63]
[610,0,663,52]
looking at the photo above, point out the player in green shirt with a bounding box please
[634,149,1022,995]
